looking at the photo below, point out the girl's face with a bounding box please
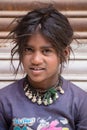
[22,33,67,89]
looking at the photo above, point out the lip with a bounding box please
[29,67,45,74]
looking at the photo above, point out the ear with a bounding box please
[63,46,70,60]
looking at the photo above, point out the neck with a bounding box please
[27,76,59,90]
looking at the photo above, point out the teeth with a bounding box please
[34,68,40,70]
[31,68,43,70]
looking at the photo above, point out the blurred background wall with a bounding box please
[0,0,87,91]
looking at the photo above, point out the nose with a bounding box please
[31,52,43,65]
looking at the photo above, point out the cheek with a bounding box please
[48,57,60,69]
[21,56,29,68]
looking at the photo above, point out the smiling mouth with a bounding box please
[29,68,45,75]
[30,67,45,71]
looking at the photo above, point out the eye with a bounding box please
[24,47,33,54]
[42,49,52,55]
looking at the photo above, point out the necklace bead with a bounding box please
[49,98,53,104]
[55,93,59,99]
[32,95,37,102]
[43,99,48,105]
[28,92,33,99]
[37,97,42,105]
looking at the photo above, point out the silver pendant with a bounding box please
[32,95,37,102]
[25,91,29,96]
[49,98,53,104]
[37,97,42,105]
[24,85,28,91]
[43,99,48,105]
[55,93,59,99]
[28,92,33,99]
[59,87,64,94]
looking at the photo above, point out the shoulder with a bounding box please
[0,78,24,100]
[62,77,87,114]
[62,76,87,98]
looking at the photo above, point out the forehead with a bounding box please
[27,32,53,47]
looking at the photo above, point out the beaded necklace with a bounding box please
[23,76,64,106]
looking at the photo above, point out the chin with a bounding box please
[28,76,44,83]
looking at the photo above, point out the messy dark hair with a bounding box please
[10,6,73,75]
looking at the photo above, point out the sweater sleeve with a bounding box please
[0,101,9,130]
[75,93,87,130]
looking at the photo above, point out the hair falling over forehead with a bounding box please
[36,23,42,31]
[10,5,74,75]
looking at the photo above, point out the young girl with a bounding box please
[0,6,87,130]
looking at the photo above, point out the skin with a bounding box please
[22,32,69,90]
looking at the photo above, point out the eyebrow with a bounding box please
[26,44,53,49]
[41,46,53,49]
